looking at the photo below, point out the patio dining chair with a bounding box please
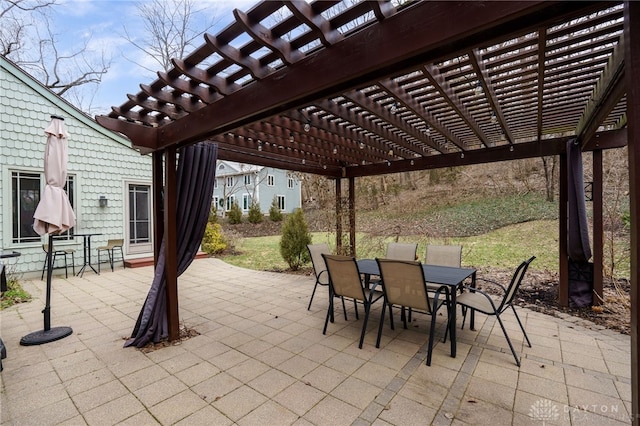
[307,243,350,321]
[375,258,450,366]
[456,256,536,367]
[425,244,462,268]
[97,239,125,273]
[424,244,463,290]
[386,242,418,261]
[41,244,75,279]
[322,254,385,348]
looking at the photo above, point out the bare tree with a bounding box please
[1,0,110,111]
[1,0,55,56]
[121,0,220,73]
[541,155,557,202]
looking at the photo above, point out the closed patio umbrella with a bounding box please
[21,115,75,345]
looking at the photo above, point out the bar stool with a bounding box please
[97,239,125,272]
[41,244,75,279]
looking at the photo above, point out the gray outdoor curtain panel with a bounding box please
[125,142,218,348]
[566,139,593,307]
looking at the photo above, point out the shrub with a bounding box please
[0,267,31,310]
[247,202,263,224]
[209,203,218,224]
[227,201,243,224]
[269,197,283,222]
[201,223,227,255]
[279,208,312,270]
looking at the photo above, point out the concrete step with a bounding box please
[125,252,209,268]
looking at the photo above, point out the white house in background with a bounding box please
[212,161,302,215]
[1,55,154,277]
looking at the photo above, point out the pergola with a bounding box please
[96,1,639,421]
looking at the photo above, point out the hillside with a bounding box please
[219,156,631,335]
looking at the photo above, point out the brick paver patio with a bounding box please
[0,258,632,425]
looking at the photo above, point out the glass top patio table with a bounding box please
[356,258,476,358]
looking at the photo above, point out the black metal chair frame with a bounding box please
[97,239,125,273]
[322,254,385,348]
[375,258,451,366]
[458,256,536,366]
[41,244,75,279]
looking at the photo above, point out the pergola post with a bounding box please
[152,151,163,266]
[559,152,569,307]
[592,149,604,306]
[624,1,640,422]
[348,177,356,257]
[335,178,342,255]
[164,146,179,341]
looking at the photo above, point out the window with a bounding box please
[212,196,219,211]
[277,195,285,211]
[242,194,251,210]
[267,175,275,186]
[244,174,251,185]
[226,176,234,187]
[11,171,75,244]
[128,184,150,245]
[288,177,294,189]
[214,179,218,189]
[226,195,235,211]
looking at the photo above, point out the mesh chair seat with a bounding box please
[385,242,418,261]
[424,244,463,291]
[41,244,75,279]
[457,256,536,367]
[376,258,450,366]
[97,239,125,273]
[322,254,385,348]
[307,243,331,310]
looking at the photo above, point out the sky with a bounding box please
[46,0,258,116]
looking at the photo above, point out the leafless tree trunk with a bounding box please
[541,155,557,202]
[602,148,630,279]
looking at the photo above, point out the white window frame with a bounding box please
[242,194,251,211]
[214,179,219,189]
[277,195,285,211]
[288,177,294,189]
[126,182,153,255]
[244,174,251,185]
[226,176,234,187]
[11,170,76,245]
[267,175,275,186]
[226,195,236,211]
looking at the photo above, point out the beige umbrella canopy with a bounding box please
[33,116,76,236]
[21,115,74,346]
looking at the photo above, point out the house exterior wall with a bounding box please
[1,56,153,277]
[212,161,302,215]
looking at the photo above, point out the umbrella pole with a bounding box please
[44,233,53,331]
[20,233,73,346]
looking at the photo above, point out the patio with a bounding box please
[0,258,632,425]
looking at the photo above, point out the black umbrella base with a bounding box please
[20,327,73,346]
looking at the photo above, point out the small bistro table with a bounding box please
[74,233,102,277]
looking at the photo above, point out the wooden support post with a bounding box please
[559,152,569,307]
[349,177,356,257]
[152,151,163,266]
[164,146,179,341]
[592,149,604,306]
[624,2,640,422]
[335,178,342,255]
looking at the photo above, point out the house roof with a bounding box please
[0,55,136,149]
[215,160,263,176]
[96,1,627,178]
